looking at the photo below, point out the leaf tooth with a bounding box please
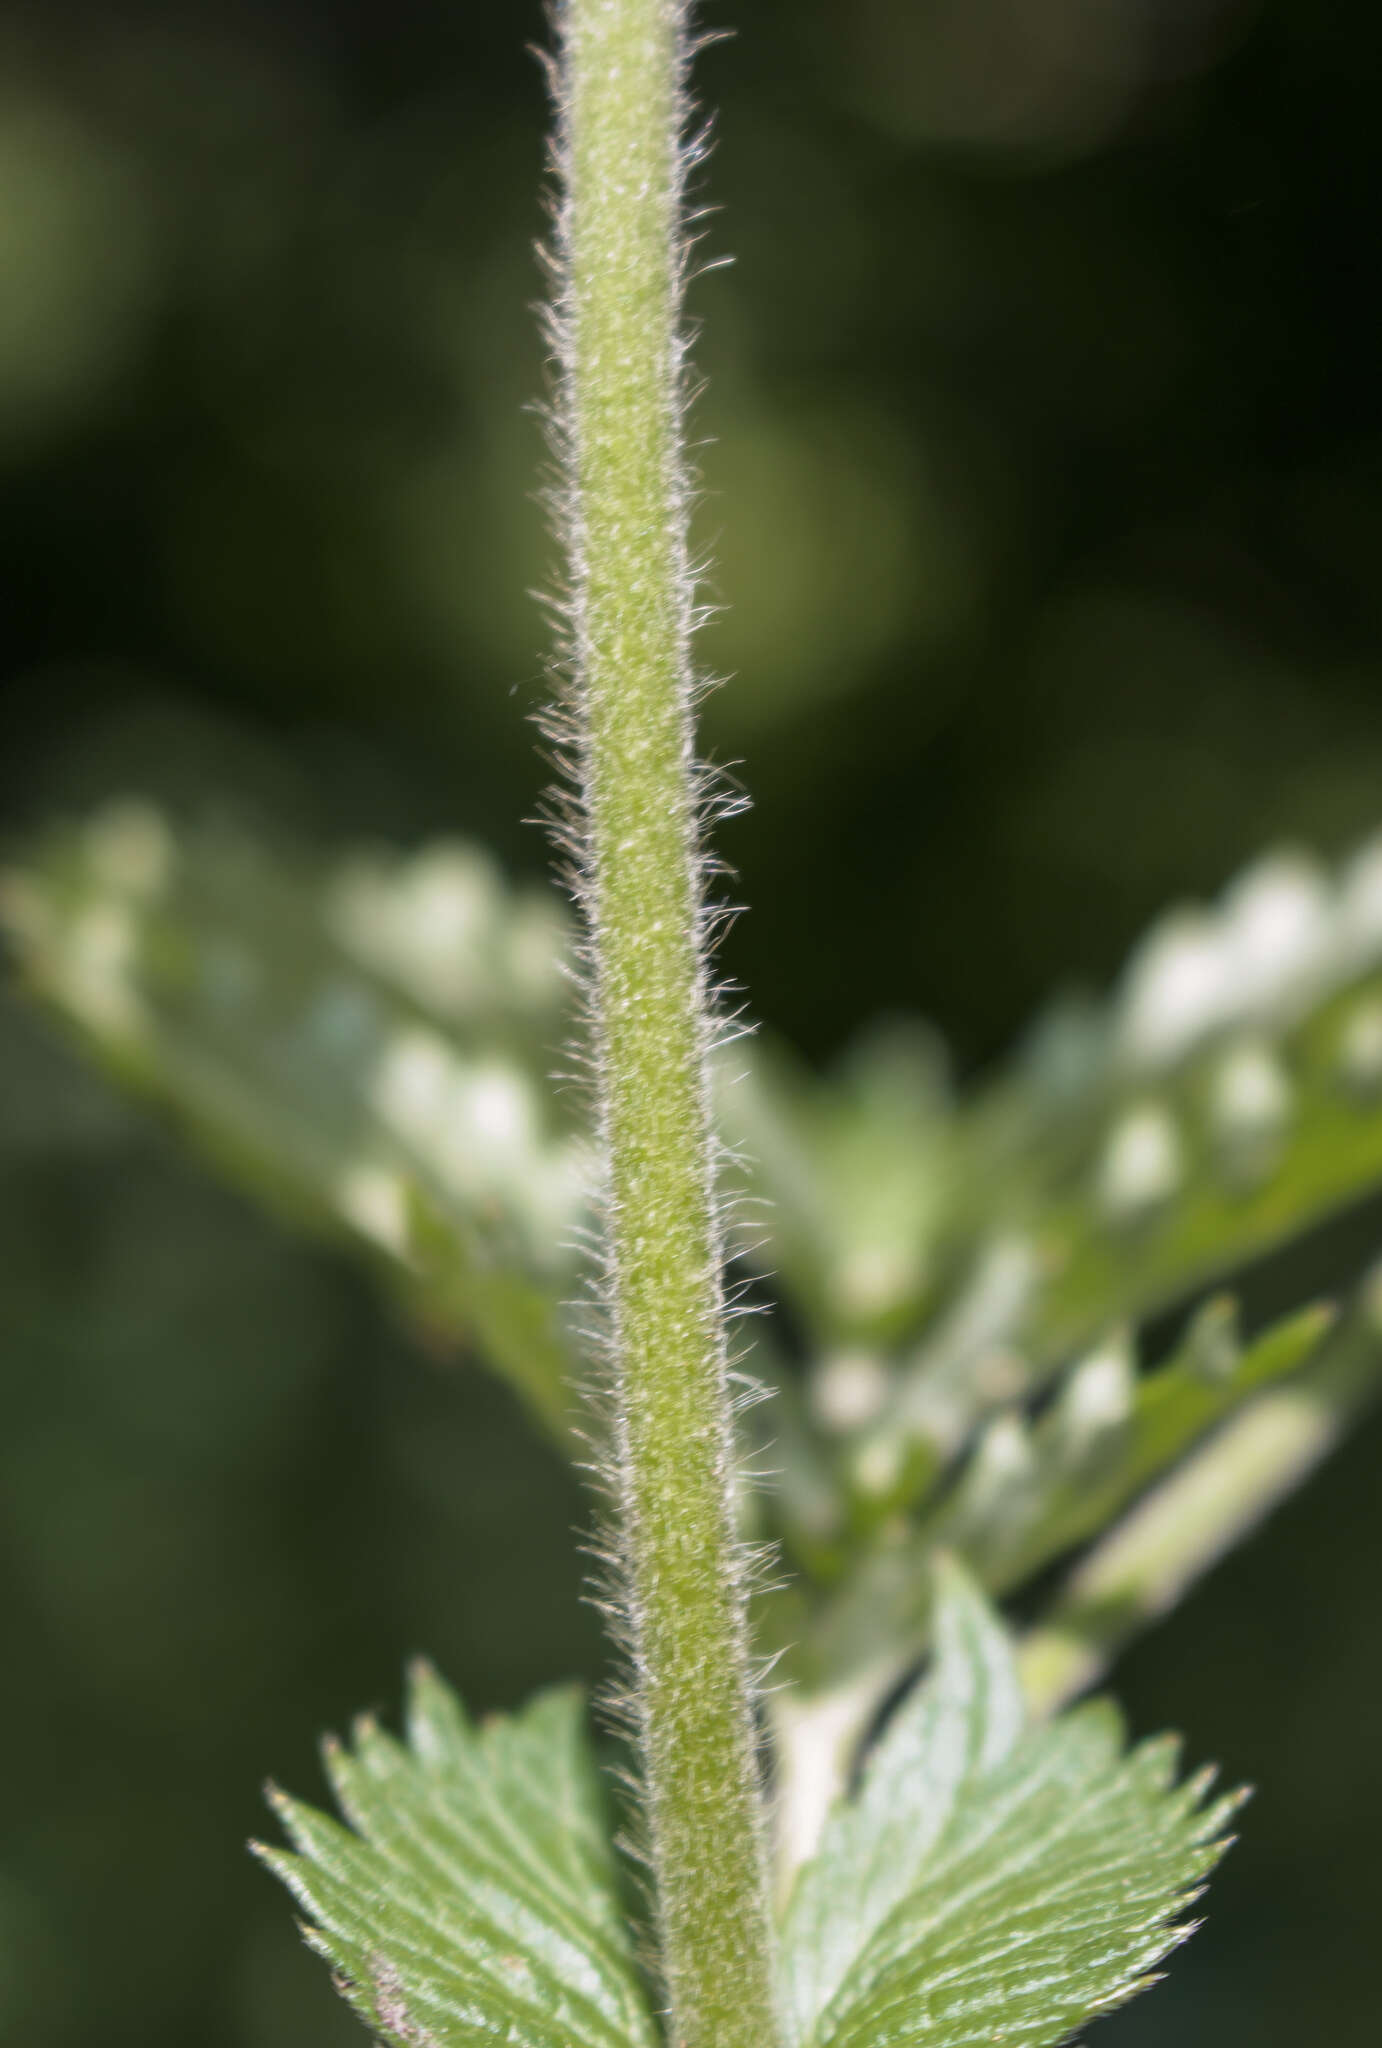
[1194,1783,1253,1843]
[253,1844,335,1932]
[1127,1730,1183,1793]
[1086,1965,1166,2015]
[323,1732,384,1835]
[352,1714,414,1781]
[265,1787,363,1868]
[1184,1293,1244,1384]
[1183,1759,1220,1801]
[406,1657,477,1773]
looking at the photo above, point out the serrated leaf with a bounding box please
[788,1289,1338,1690]
[1019,1268,1382,1711]
[934,1296,1334,1593]
[779,1564,1238,2048]
[871,833,1382,1469]
[256,1668,657,2048]
[778,1560,1025,2045]
[966,839,1382,1368]
[0,806,586,1441]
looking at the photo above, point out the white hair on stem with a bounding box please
[535,7,782,2048]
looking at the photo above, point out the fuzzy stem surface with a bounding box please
[552,5,780,2045]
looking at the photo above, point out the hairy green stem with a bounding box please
[552,5,780,2045]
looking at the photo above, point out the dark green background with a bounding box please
[1,0,1380,2040]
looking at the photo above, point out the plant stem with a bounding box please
[551,6,780,2046]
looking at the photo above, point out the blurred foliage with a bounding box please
[10,801,1382,1779]
[3,1,1382,2044]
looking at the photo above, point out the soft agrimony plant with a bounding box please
[259,6,1241,2046]
[11,2,1382,2045]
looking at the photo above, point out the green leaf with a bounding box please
[778,1564,1239,2048]
[718,1024,957,1346]
[1019,1266,1382,1712]
[0,804,585,1442]
[788,1289,1340,1689]
[930,1295,1335,1595]
[778,1560,1025,2045]
[255,1666,657,2048]
[1014,973,1382,1366]
[854,836,1382,1475]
